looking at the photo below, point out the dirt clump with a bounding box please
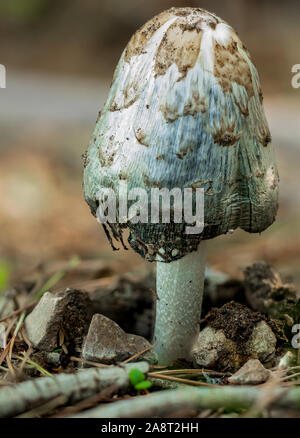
[203,301,262,347]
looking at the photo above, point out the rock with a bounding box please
[45,352,61,368]
[278,351,297,370]
[82,314,157,365]
[246,320,277,363]
[91,275,155,340]
[25,289,92,352]
[192,326,237,370]
[228,359,271,385]
[192,301,276,372]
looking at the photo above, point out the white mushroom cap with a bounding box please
[83,7,279,262]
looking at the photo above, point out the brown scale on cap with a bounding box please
[176,144,195,160]
[124,7,219,68]
[125,6,254,98]
[257,123,272,147]
[142,173,163,189]
[214,39,254,98]
[170,6,219,22]
[206,103,242,147]
[211,120,242,147]
[124,10,175,63]
[183,90,208,117]
[234,95,250,118]
[154,19,203,79]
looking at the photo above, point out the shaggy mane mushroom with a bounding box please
[83,7,279,365]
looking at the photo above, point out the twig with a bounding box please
[15,395,68,418]
[280,372,300,382]
[70,386,300,418]
[52,384,119,417]
[0,361,149,418]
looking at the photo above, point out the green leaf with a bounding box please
[129,368,145,386]
[134,380,152,391]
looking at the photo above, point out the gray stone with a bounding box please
[192,321,276,372]
[25,289,92,352]
[246,320,277,363]
[192,326,237,370]
[228,359,271,385]
[278,351,296,370]
[82,314,157,365]
[91,274,154,340]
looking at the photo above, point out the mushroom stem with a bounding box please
[154,241,207,365]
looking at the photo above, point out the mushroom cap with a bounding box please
[83,7,279,262]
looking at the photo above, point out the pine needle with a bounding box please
[148,372,217,387]
[70,356,109,368]
[14,354,53,377]
[122,342,157,364]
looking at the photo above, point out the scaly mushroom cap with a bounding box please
[83,7,279,262]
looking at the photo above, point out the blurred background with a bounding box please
[0,0,299,289]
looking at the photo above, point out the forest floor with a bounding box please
[0,73,300,418]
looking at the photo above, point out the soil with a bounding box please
[203,301,262,347]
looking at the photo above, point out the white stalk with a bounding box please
[154,241,207,365]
